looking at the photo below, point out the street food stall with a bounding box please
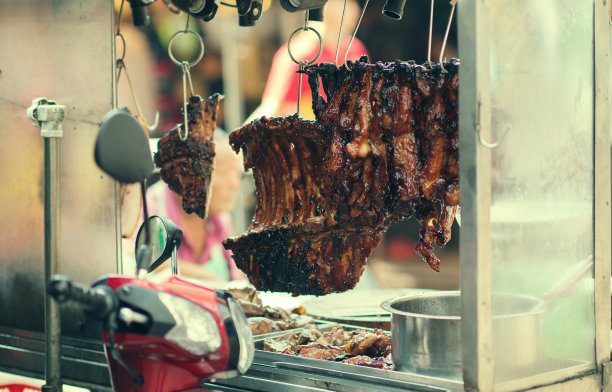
[0,0,610,391]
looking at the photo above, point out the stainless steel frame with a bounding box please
[592,0,611,373]
[0,0,609,391]
[44,136,62,392]
[457,0,493,389]
[458,0,610,390]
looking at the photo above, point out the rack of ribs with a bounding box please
[307,56,460,273]
[224,115,384,294]
[154,94,222,218]
[224,57,459,295]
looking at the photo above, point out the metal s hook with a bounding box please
[477,124,511,149]
[475,101,510,149]
[116,43,159,131]
[343,0,369,71]
[178,62,191,141]
[168,16,205,141]
[287,11,323,116]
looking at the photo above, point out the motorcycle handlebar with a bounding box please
[49,275,116,319]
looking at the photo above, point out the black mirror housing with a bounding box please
[95,108,154,184]
[135,216,183,272]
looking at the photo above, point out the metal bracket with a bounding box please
[602,361,612,392]
[26,97,66,138]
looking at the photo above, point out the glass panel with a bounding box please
[488,0,595,383]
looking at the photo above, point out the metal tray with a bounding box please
[253,321,379,348]
[250,319,328,341]
[247,322,464,392]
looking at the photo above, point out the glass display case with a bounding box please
[458,0,610,390]
[0,0,609,391]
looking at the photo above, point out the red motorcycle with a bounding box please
[49,108,254,391]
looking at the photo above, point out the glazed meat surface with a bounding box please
[345,329,392,357]
[154,94,221,218]
[224,58,459,294]
[263,325,393,370]
[341,353,394,370]
[307,57,460,272]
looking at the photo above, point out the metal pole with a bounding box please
[43,137,62,392]
[458,1,494,390]
[27,98,66,392]
[593,0,611,370]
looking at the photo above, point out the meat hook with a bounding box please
[168,15,205,140]
[334,0,348,66]
[343,0,370,71]
[439,0,457,72]
[427,0,434,67]
[477,125,511,149]
[287,9,322,116]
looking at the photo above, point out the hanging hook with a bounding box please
[343,0,370,71]
[118,58,160,131]
[335,0,348,66]
[167,18,205,141]
[477,125,511,149]
[178,63,191,141]
[439,0,457,72]
[287,16,322,116]
[427,0,434,67]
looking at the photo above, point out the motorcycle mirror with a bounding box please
[95,108,154,184]
[135,215,183,272]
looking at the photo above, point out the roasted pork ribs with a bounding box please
[308,57,460,272]
[263,325,394,370]
[224,58,459,294]
[154,94,222,218]
[224,115,384,294]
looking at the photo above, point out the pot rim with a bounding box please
[380,290,461,320]
[380,290,546,320]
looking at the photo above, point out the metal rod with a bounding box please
[335,0,348,66]
[438,0,456,71]
[593,0,611,368]
[43,137,62,392]
[343,0,369,70]
[458,0,494,389]
[171,244,178,276]
[427,0,434,66]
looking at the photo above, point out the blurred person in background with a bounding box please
[130,131,245,283]
[246,0,368,121]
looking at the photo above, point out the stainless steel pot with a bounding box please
[380,291,545,380]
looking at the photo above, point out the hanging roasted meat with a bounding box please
[307,56,460,273]
[154,94,222,218]
[224,57,459,295]
[224,115,385,294]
